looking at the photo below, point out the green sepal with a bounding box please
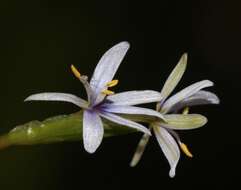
[158,114,207,130]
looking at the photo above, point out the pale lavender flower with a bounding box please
[25,42,165,153]
[130,53,220,177]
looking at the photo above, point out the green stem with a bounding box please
[0,110,157,150]
[0,111,147,150]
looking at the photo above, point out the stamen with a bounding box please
[71,65,81,79]
[101,80,118,96]
[182,107,189,115]
[106,79,119,87]
[102,89,115,95]
[179,142,193,158]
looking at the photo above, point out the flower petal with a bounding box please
[153,125,180,178]
[160,114,207,130]
[160,53,187,100]
[90,42,130,104]
[106,90,163,106]
[169,90,220,112]
[102,104,165,121]
[99,112,151,135]
[83,110,104,153]
[130,133,150,167]
[24,93,88,108]
[161,80,214,113]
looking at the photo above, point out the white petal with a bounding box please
[161,80,214,113]
[102,104,165,121]
[106,90,163,106]
[90,42,130,104]
[153,126,180,178]
[24,93,88,108]
[99,112,151,135]
[130,133,150,167]
[160,53,187,100]
[83,110,104,153]
[169,90,220,112]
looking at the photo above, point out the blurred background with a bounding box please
[0,0,240,189]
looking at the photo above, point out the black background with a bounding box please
[0,0,239,189]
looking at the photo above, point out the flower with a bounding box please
[130,53,220,177]
[25,42,165,153]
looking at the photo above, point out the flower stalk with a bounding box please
[0,111,151,150]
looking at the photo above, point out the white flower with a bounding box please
[130,53,220,177]
[25,42,165,153]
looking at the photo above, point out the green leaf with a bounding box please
[159,114,207,130]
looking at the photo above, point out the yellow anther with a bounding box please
[182,107,189,115]
[102,89,115,95]
[71,65,81,79]
[106,79,119,87]
[180,142,193,158]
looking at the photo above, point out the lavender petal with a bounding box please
[99,112,151,135]
[90,42,130,104]
[153,125,180,178]
[161,80,214,113]
[106,90,162,106]
[24,92,88,108]
[169,90,220,112]
[102,104,165,121]
[83,110,104,153]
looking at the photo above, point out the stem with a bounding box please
[0,135,11,150]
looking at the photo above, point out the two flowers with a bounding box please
[25,42,219,177]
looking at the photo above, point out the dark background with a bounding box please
[0,0,239,189]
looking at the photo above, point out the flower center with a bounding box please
[71,64,118,96]
[101,80,119,95]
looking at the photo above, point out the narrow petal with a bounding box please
[106,90,162,106]
[130,133,150,167]
[99,112,151,135]
[159,114,207,130]
[83,110,104,153]
[102,104,165,121]
[153,125,180,178]
[160,53,187,100]
[24,93,88,108]
[90,42,130,104]
[161,80,214,113]
[169,90,220,112]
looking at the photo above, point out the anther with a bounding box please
[71,65,81,79]
[106,79,119,87]
[102,89,115,95]
[179,142,193,158]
